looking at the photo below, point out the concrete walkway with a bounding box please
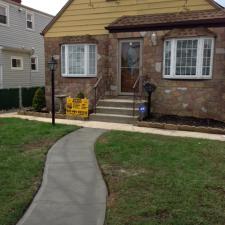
[1,112,225,142]
[17,128,107,225]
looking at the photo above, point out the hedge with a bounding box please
[0,87,44,110]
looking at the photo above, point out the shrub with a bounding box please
[32,88,46,111]
[76,92,85,99]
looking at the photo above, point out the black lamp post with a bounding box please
[48,56,57,126]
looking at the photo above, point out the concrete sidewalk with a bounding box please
[1,112,225,142]
[17,128,107,225]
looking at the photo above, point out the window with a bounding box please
[163,37,214,79]
[61,44,97,77]
[31,56,38,71]
[11,57,23,70]
[0,3,8,25]
[26,12,34,30]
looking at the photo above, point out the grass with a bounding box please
[95,131,225,225]
[0,118,77,225]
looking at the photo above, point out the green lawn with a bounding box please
[95,131,225,225]
[0,118,77,225]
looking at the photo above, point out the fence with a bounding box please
[0,87,44,110]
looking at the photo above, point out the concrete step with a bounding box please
[98,98,146,108]
[89,113,138,124]
[104,95,134,100]
[96,106,139,116]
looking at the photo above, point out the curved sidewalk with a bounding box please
[17,128,107,225]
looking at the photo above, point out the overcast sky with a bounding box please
[22,0,225,16]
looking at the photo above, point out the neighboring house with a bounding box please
[43,0,225,123]
[0,0,53,89]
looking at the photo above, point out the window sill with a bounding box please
[11,68,24,71]
[163,76,212,80]
[26,28,35,32]
[62,74,97,78]
[0,23,9,27]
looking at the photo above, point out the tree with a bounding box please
[32,88,46,111]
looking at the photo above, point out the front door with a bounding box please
[119,40,142,94]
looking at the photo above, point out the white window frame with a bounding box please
[31,55,38,72]
[163,37,214,79]
[61,44,97,77]
[11,56,23,70]
[0,2,9,26]
[26,11,34,30]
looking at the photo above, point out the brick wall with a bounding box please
[108,27,225,122]
[45,27,225,122]
[44,35,109,109]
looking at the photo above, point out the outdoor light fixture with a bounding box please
[151,32,157,46]
[139,104,148,121]
[48,56,57,126]
[48,56,57,71]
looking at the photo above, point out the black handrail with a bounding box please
[93,76,103,114]
[132,75,147,117]
[132,75,141,116]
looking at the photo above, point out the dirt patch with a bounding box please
[107,192,117,208]
[0,121,6,126]
[97,136,109,144]
[155,209,170,220]
[205,185,225,196]
[23,139,55,152]
[102,165,146,178]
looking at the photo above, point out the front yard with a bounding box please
[95,131,225,225]
[0,118,77,225]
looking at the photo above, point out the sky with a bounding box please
[22,0,225,16]
[22,0,68,15]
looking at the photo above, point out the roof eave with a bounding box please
[106,18,225,33]
[42,0,74,36]
[206,0,224,9]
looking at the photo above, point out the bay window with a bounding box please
[163,37,214,79]
[61,44,97,77]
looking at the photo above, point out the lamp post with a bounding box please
[48,56,57,126]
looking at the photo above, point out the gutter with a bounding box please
[0,46,33,54]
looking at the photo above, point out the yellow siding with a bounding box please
[45,0,215,37]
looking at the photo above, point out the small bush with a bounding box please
[76,92,85,99]
[32,88,46,111]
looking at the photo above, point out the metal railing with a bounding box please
[132,75,146,117]
[93,76,104,113]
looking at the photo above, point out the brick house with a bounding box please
[43,0,225,123]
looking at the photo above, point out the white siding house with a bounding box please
[0,0,53,89]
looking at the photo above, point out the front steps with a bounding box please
[89,97,144,124]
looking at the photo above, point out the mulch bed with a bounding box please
[147,114,225,129]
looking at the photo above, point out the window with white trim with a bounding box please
[0,3,8,25]
[61,44,97,77]
[11,57,23,70]
[163,37,214,79]
[26,12,34,30]
[31,56,38,71]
